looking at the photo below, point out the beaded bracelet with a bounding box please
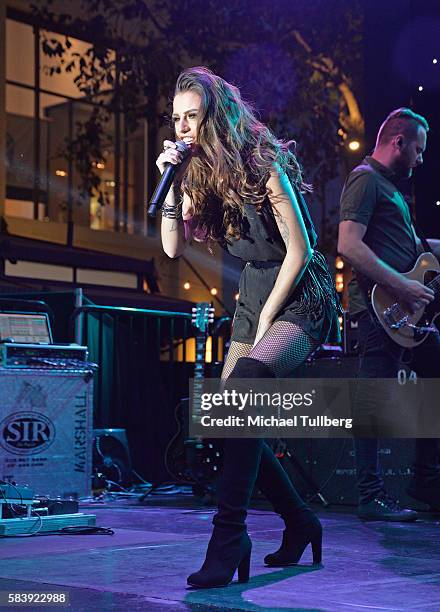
[161,202,182,220]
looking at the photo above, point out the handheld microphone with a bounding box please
[147,141,191,218]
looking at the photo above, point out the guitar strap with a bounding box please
[413,219,433,253]
[411,215,434,255]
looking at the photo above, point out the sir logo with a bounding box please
[0,412,55,455]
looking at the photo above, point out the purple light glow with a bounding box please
[223,43,296,116]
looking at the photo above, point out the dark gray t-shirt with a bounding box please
[340,156,418,296]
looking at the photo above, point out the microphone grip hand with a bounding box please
[148,140,190,217]
[148,165,176,216]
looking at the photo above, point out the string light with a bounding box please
[436,201,440,206]
[210,288,218,296]
[335,273,344,293]
[335,256,344,270]
[348,140,360,151]
[183,281,191,290]
[433,59,438,64]
[234,293,240,301]
[418,85,424,92]
[55,169,67,177]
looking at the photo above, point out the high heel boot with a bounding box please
[263,509,322,566]
[187,357,275,588]
[257,442,323,566]
[186,529,252,588]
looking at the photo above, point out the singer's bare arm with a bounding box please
[157,140,193,258]
[161,190,193,258]
[250,166,313,347]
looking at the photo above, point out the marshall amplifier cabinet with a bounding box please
[0,367,93,499]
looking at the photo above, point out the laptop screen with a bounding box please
[0,313,52,344]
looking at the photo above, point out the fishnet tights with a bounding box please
[221,321,320,380]
[220,341,253,381]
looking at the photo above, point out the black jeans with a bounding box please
[354,310,440,503]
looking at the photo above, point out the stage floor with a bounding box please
[0,498,439,611]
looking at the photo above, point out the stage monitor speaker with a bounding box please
[93,428,132,488]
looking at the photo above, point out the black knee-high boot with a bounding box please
[187,357,273,588]
[258,443,322,566]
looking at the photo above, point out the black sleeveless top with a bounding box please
[226,186,318,262]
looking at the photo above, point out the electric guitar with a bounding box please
[165,302,223,487]
[371,252,440,348]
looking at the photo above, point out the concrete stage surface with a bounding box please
[0,498,439,611]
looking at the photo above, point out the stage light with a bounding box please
[183,281,191,290]
[335,256,344,270]
[348,140,360,151]
[433,59,438,64]
[418,85,424,92]
[55,169,67,177]
[210,287,218,296]
[436,201,440,206]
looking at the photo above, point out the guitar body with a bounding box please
[166,397,222,485]
[371,252,440,348]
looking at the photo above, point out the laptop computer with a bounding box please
[0,312,53,344]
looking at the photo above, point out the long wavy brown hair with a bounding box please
[174,66,309,244]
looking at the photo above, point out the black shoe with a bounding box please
[264,512,322,567]
[357,492,418,522]
[187,529,251,588]
[407,481,440,511]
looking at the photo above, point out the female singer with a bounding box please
[158,66,341,588]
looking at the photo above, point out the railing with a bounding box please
[69,304,230,481]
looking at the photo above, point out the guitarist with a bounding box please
[338,108,440,521]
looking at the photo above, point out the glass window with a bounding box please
[6,84,35,190]
[40,29,115,99]
[5,16,146,237]
[6,19,34,86]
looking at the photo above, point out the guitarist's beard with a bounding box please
[393,147,416,180]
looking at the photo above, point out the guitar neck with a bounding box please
[194,334,206,380]
[427,272,440,300]
[192,332,207,424]
[191,302,214,425]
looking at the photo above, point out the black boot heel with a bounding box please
[187,530,252,588]
[311,534,322,564]
[264,515,322,567]
[237,550,251,583]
